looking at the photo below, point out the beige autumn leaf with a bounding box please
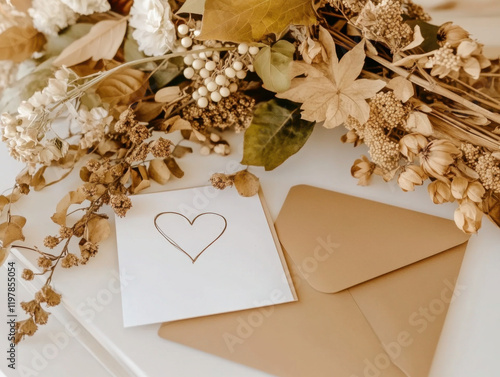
[199,0,316,42]
[0,25,46,63]
[277,37,386,129]
[96,68,148,106]
[53,17,128,67]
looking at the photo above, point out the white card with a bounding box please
[115,186,296,327]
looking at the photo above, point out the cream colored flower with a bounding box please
[129,0,177,56]
[450,177,485,203]
[428,180,454,204]
[454,200,482,234]
[60,0,110,15]
[420,139,461,178]
[399,133,428,161]
[29,0,78,36]
[437,22,470,48]
[397,165,427,192]
[351,155,375,186]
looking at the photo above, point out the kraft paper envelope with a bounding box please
[159,185,470,377]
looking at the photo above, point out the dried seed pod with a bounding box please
[397,165,427,192]
[351,156,375,186]
[428,180,454,204]
[454,200,483,234]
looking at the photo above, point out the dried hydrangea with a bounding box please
[150,137,172,158]
[61,253,79,268]
[210,173,234,190]
[28,0,78,36]
[110,194,132,217]
[60,0,110,15]
[78,107,113,149]
[129,0,177,56]
[80,241,99,264]
[356,0,413,52]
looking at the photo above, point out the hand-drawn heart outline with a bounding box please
[153,212,227,263]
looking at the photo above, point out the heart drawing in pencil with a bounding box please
[153,212,228,263]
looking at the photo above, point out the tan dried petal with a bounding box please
[16,318,37,337]
[467,181,485,203]
[399,133,429,161]
[454,200,483,234]
[397,165,427,192]
[451,176,469,200]
[428,180,454,204]
[20,300,39,315]
[33,305,49,325]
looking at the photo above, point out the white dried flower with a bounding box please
[398,165,427,192]
[60,0,110,15]
[129,0,177,56]
[454,200,483,234]
[29,0,78,36]
[78,107,113,149]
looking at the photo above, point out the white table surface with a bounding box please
[1,6,500,377]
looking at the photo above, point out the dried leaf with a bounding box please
[387,77,414,103]
[172,145,193,158]
[9,216,27,229]
[44,23,93,59]
[177,0,206,14]
[164,157,184,178]
[167,117,192,133]
[87,216,111,244]
[233,171,260,197]
[148,159,171,184]
[11,0,32,12]
[134,101,164,122]
[0,196,9,214]
[242,99,315,171]
[406,111,433,136]
[254,40,295,93]
[154,86,182,103]
[130,166,150,194]
[401,25,424,51]
[405,20,440,53]
[199,0,316,42]
[0,222,25,247]
[0,25,46,63]
[51,189,87,226]
[0,247,9,266]
[277,38,386,128]
[53,18,128,67]
[97,68,148,106]
[31,166,47,191]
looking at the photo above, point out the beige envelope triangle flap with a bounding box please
[275,185,470,293]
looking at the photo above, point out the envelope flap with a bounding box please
[275,185,470,293]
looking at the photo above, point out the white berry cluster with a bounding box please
[175,23,260,108]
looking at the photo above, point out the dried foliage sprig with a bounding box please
[1,0,500,342]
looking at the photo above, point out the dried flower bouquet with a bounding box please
[1,0,499,341]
